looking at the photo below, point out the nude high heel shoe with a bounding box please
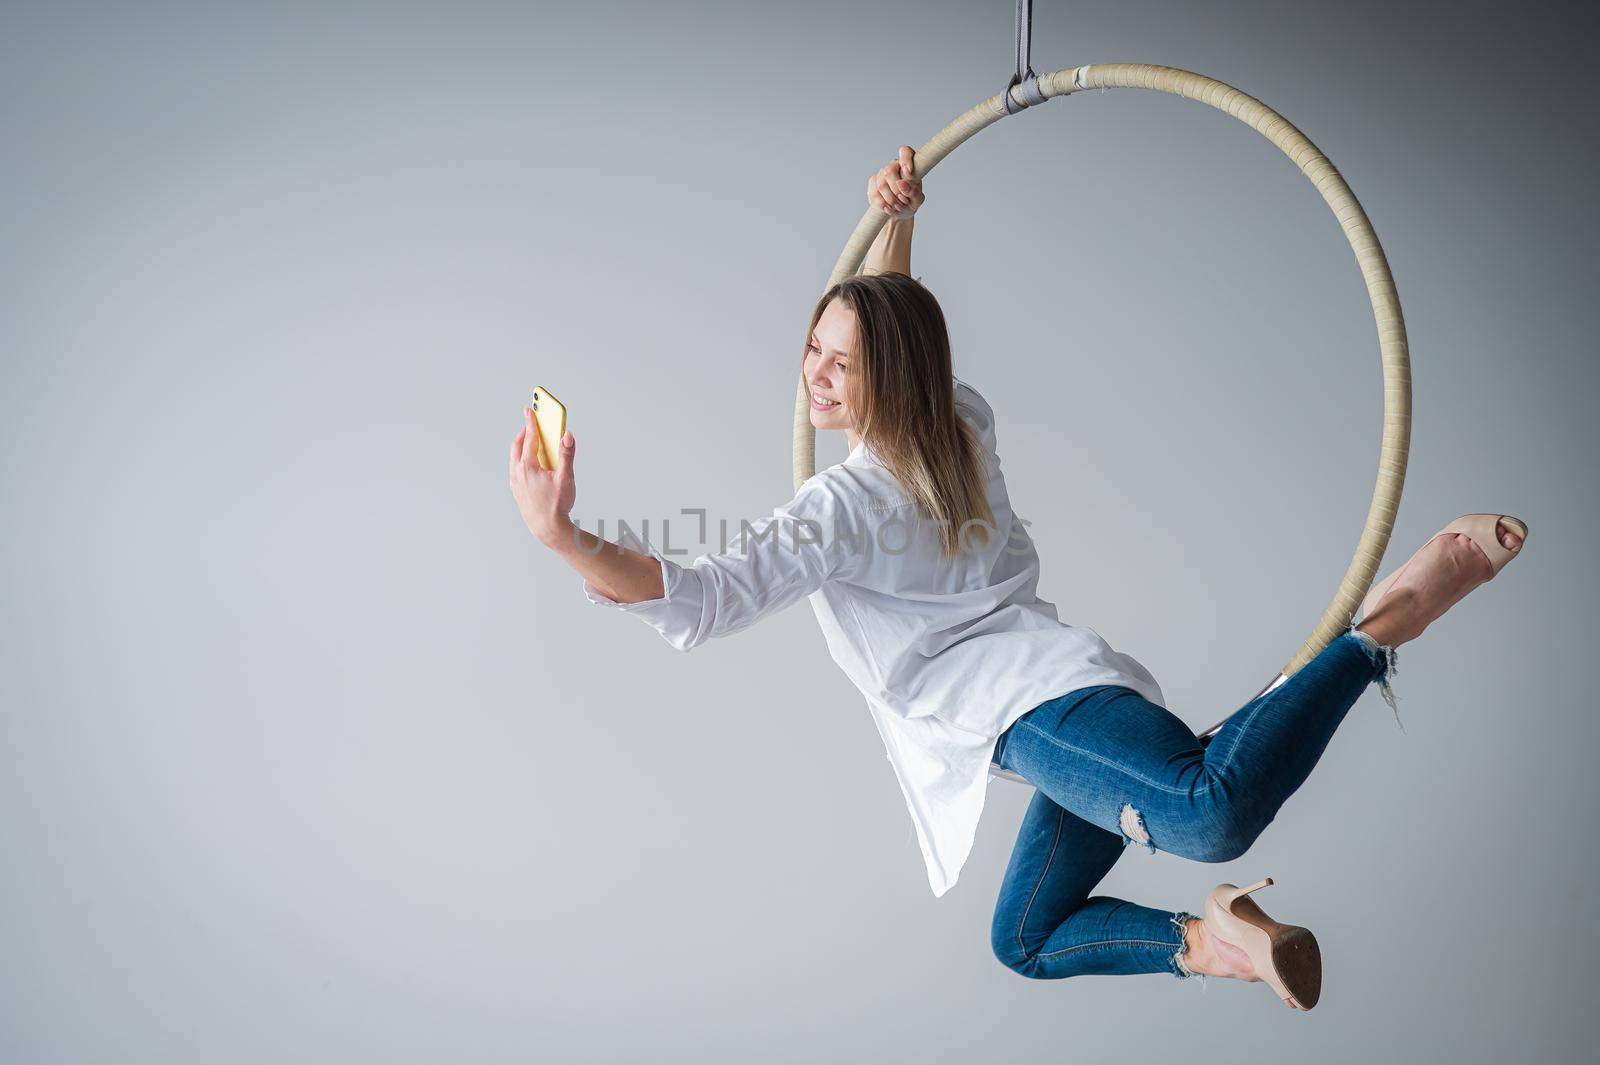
[1359,513,1529,623]
[1205,878,1322,1011]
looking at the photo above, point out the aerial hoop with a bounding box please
[789,64,1412,756]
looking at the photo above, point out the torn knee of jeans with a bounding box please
[1119,802,1156,854]
[1347,624,1405,734]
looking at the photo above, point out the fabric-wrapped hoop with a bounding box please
[790,64,1412,739]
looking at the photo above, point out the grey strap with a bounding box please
[999,0,1047,115]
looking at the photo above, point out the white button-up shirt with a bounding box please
[583,377,1167,896]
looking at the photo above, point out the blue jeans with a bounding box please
[988,629,1397,980]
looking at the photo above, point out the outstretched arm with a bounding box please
[509,407,861,651]
[575,478,859,652]
[550,521,664,604]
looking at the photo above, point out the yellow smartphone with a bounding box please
[530,386,568,471]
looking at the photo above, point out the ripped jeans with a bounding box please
[987,628,1397,981]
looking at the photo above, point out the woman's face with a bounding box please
[805,299,859,434]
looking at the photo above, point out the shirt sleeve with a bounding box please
[581,473,863,652]
[951,375,998,456]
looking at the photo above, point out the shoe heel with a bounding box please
[1205,877,1322,1012]
[1235,876,1273,900]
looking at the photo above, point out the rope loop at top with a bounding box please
[998,0,1048,114]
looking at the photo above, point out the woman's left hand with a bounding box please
[509,408,577,549]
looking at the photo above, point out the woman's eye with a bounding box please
[836,363,848,372]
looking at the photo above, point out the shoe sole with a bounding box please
[1233,894,1323,1011]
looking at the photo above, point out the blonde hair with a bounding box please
[802,273,994,556]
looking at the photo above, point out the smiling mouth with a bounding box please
[810,392,840,411]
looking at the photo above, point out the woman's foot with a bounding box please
[1354,519,1525,649]
[1179,913,1259,981]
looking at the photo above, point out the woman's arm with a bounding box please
[861,216,915,276]
[509,408,861,651]
[861,146,923,276]
[547,519,664,604]
[577,478,859,652]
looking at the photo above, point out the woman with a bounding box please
[507,146,1527,1009]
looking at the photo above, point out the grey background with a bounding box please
[3,1,1596,1061]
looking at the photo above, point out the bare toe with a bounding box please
[1496,518,1524,552]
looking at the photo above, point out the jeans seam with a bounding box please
[1209,688,1275,774]
[1012,719,1209,797]
[1032,938,1179,961]
[1015,807,1065,960]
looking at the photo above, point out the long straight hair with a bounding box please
[802,273,994,556]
